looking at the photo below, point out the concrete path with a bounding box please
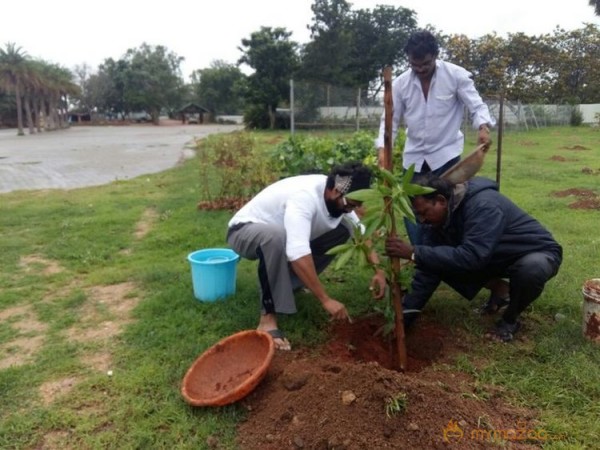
[0,122,243,194]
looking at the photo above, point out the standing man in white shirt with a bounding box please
[376,30,495,244]
[227,162,387,350]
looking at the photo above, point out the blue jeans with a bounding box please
[404,156,460,244]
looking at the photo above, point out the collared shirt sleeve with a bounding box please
[454,66,496,129]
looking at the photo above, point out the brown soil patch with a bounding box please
[134,207,159,239]
[197,196,250,212]
[517,140,539,147]
[67,282,138,343]
[550,155,567,161]
[39,376,80,405]
[0,304,48,369]
[551,188,600,210]
[560,145,590,151]
[19,254,63,276]
[0,304,31,321]
[40,431,72,450]
[68,320,125,342]
[236,315,542,449]
[0,335,45,369]
[81,352,113,372]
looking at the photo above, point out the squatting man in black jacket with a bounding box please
[385,174,562,342]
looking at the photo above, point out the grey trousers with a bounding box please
[227,222,351,315]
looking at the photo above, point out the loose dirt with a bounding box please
[551,188,600,210]
[235,315,543,450]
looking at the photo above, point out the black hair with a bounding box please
[412,173,454,201]
[404,30,439,59]
[326,161,372,192]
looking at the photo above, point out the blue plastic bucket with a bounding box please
[187,248,240,302]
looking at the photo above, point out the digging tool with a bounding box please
[441,143,490,185]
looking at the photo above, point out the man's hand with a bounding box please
[477,124,492,150]
[385,237,414,260]
[369,270,387,299]
[322,298,351,322]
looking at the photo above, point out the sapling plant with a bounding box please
[327,165,433,333]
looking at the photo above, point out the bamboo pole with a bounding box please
[382,66,408,371]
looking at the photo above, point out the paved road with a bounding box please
[0,123,243,194]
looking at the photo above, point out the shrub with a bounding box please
[271,130,405,177]
[570,107,583,127]
[196,132,277,209]
[243,104,270,129]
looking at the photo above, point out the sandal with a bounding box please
[485,319,521,343]
[266,329,291,351]
[478,294,510,315]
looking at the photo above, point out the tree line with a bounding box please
[2,0,600,133]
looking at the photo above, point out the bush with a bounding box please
[271,130,405,177]
[196,132,277,207]
[270,131,376,176]
[570,107,583,127]
[243,104,270,129]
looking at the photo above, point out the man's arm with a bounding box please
[454,66,495,148]
[291,254,350,321]
[366,246,387,299]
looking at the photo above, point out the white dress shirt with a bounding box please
[376,60,495,171]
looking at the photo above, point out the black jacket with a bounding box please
[406,177,562,308]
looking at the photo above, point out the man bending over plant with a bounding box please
[227,161,387,350]
[385,174,562,342]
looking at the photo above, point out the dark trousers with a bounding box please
[404,251,561,326]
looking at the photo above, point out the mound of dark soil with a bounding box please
[235,315,541,450]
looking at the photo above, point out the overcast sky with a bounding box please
[2,0,598,80]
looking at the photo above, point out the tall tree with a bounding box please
[300,0,353,84]
[548,24,600,103]
[190,60,246,115]
[238,27,299,129]
[0,43,29,135]
[122,43,186,123]
[348,5,418,91]
[97,58,130,118]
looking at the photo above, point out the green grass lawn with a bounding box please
[0,126,599,449]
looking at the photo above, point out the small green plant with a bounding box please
[327,166,433,334]
[385,392,408,417]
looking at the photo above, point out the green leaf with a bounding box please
[346,188,380,203]
[404,183,435,196]
[334,246,356,271]
[326,242,353,256]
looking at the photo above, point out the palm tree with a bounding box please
[39,62,79,130]
[590,0,600,16]
[0,43,30,135]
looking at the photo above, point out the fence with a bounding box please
[286,79,600,134]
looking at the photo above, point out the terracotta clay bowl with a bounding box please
[181,330,275,407]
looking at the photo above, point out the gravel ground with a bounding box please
[0,122,243,194]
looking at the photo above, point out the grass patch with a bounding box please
[0,127,599,448]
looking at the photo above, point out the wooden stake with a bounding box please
[382,66,408,371]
